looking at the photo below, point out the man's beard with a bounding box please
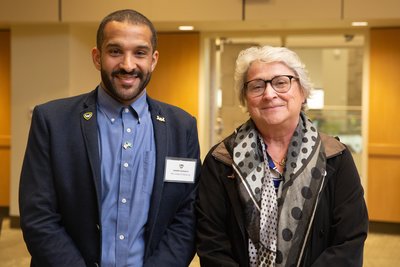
[101,68,152,103]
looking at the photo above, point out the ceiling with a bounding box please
[152,18,400,33]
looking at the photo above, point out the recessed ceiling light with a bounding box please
[178,25,194,31]
[352,21,368,27]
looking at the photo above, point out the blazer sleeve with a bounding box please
[310,148,368,267]
[144,116,201,267]
[19,106,86,267]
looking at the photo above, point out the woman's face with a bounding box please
[245,61,305,130]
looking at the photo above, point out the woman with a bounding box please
[196,46,368,267]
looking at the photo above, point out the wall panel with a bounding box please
[246,0,341,20]
[61,0,241,22]
[0,30,11,207]
[147,32,199,119]
[0,0,58,22]
[344,0,400,20]
[368,28,400,222]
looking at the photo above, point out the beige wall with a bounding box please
[68,24,99,95]
[10,25,70,215]
[9,24,101,216]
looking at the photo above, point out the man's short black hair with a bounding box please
[96,9,158,52]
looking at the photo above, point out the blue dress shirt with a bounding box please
[97,87,156,267]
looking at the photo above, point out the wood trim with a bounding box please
[0,135,10,148]
[369,221,400,234]
[369,143,400,157]
[0,206,9,217]
[9,216,20,229]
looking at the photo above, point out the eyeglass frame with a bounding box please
[244,75,299,97]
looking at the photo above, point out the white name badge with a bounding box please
[164,157,197,183]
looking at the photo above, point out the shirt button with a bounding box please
[119,234,125,240]
[123,162,129,168]
[110,118,115,123]
[124,108,129,113]
[127,128,131,133]
[121,198,127,204]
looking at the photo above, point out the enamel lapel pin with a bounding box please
[156,115,165,122]
[83,112,93,121]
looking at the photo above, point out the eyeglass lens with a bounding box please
[246,75,295,96]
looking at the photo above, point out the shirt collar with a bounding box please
[97,85,148,123]
[131,88,148,124]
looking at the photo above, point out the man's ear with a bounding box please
[92,47,101,71]
[151,50,159,72]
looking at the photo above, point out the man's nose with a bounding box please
[120,54,136,72]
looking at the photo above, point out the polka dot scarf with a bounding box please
[233,113,326,267]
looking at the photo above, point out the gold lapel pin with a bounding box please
[156,115,165,122]
[83,112,93,121]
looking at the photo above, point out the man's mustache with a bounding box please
[112,69,143,78]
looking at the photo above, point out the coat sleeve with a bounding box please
[19,106,86,267]
[143,116,201,267]
[310,148,368,267]
[196,148,243,267]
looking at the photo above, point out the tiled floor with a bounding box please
[1,218,399,267]
[0,218,30,267]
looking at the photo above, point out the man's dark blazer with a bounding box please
[19,88,201,267]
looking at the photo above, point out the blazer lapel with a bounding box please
[145,97,168,248]
[80,89,102,206]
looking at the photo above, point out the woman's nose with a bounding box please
[261,82,277,98]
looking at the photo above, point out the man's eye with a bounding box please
[109,49,121,56]
[136,50,147,57]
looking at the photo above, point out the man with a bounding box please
[19,9,200,267]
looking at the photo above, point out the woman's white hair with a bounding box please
[234,45,313,109]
